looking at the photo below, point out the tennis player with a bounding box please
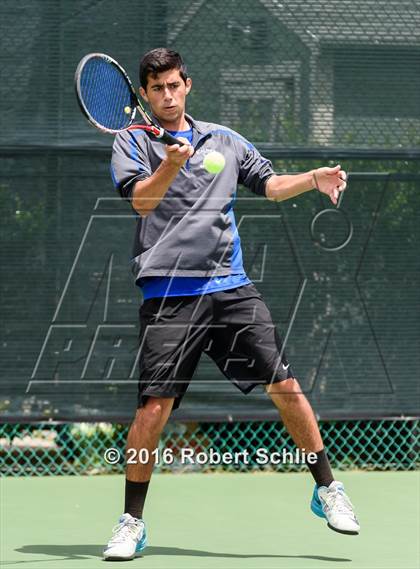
[103,48,359,560]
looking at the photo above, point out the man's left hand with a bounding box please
[312,165,347,206]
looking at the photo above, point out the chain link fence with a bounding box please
[1,419,418,476]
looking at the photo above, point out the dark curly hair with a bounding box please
[139,48,188,89]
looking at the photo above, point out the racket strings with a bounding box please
[80,57,133,131]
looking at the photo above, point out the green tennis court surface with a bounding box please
[1,472,419,569]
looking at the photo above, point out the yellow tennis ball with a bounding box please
[203,151,226,174]
[124,106,131,115]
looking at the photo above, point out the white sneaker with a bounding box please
[311,481,360,535]
[103,513,147,560]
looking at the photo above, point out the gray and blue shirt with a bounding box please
[110,114,274,297]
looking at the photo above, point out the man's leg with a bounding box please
[267,378,360,535]
[103,397,174,560]
[124,397,175,518]
[103,295,212,560]
[266,377,321,449]
[266,378,332,486]
[205,284,359,534]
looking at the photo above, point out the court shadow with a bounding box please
[7,545,102,564]
[9,545,351,564]
[145,546,351,562]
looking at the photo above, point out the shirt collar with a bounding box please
[150,112,204,135]
[184,113,204,134]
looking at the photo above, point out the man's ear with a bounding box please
[185,78,192,96]
[139,87,148,103]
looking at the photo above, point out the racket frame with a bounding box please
[75,53,180,144]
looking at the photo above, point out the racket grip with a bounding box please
[158,129,185,146]
[148,126,182,146]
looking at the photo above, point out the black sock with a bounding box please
[124,479,150,519]
[307,449,334,488]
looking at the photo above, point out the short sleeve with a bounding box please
[238,144,275,197]
[110,131,152,199]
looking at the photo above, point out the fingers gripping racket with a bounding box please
[75,53,180,145]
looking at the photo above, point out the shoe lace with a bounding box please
[109,518,140,544]
[324,487,355,515]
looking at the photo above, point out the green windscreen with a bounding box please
[0,0,419,421]
[1,0,420,150]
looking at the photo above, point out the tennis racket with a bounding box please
[75,53,180,145]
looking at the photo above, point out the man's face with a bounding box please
[140,68,192,127]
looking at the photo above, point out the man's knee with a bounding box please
[134,397,174,430]
[266,377,304,404]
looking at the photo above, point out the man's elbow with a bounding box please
[133,202,152,217]
[265,176,282,202]
[132,197,159,217]
[266,191,279,202]
[265,184,282,202]
[131,180,155,217]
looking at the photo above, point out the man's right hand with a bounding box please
[164,137,194,168]
[132,137,194,216]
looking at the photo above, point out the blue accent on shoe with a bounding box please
[310,485,326,519]
[135,524,147,553]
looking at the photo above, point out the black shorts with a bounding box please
[137,283,294,410]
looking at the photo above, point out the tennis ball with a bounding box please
[203,151,226,174]
[124,106,131,115]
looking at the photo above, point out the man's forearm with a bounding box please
[265,171,315,202]
[131,159,181,216]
